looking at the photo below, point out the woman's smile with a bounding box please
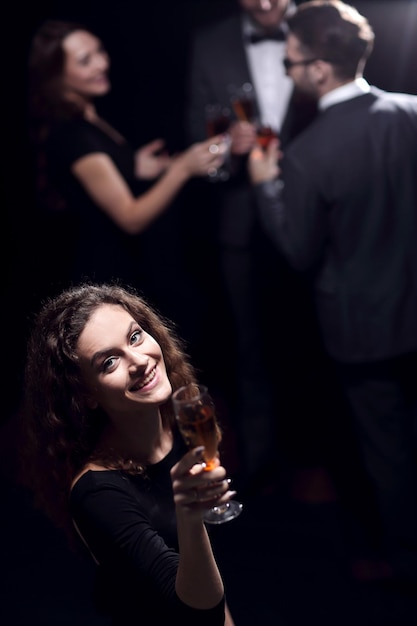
[129,365,158,392]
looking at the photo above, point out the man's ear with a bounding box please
[311,59,332,85]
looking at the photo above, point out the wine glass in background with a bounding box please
[204,103,232,182]
[205,103,231,136]
[255,124,279,150]
[229,82,257,123]
[229,83,280,150]
[172,383,243,524]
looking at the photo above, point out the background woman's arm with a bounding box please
[72,134,226,234]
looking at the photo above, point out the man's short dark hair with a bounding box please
[287,0,375,79]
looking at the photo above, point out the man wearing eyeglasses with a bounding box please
[249,0,417,587]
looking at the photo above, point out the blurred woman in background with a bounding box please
[26,19,226,292]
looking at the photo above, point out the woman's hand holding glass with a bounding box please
[173,135,229,179]
[172,384,243,524]
[171,447,236,521]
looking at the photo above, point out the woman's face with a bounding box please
[76,304,172,416]
[62,29,111,100]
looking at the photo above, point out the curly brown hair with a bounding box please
[19,282,197,534]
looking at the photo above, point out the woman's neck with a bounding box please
[98,411,173,466]
[62,90,94,115]
[83,102,98,121]
[83,103,125,143]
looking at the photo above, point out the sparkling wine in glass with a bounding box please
[172,383,243,524]
[230,84,280,151]
[256,125,279,150]
[229,82,257,123]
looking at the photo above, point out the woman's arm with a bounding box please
[70,454,232,624]
[171,447,235,611]
[71,134,226,235]
[225,602,236,626]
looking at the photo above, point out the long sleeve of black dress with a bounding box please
[69,432,225,626]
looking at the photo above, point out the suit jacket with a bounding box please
[254,87,417,362]
[185,11,317,248]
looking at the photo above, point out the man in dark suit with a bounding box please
[249,0,417,583]
[185,0,319,493]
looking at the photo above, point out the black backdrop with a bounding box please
[3,0,417,419]
[1,7,416,625]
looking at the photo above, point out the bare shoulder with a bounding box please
[71,462,109,491]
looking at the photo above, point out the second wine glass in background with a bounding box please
[229,83,280,150]
[229,82,257,123]
[205,103,231,136]
[204,103,232,182]
[256,124,279,150]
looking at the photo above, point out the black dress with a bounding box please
[45,118,206,355]
[70,429,225,626]
[46,118,143,288]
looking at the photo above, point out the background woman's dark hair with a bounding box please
[19,282,197,537]
[287,0,375,81]
[27,19,91,212]
[27,19,89,133]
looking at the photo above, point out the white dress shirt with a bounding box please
[242,14,293,132]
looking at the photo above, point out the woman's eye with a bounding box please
[79,55,91,67]
[130,329,142,345]
[102,356,116,372]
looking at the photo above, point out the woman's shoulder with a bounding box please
[71,428,185,496]
[48,116,131,171]
[48,117,104,147]
[72,462,108,485]
[47,117,108,164]
[71,463,127,495]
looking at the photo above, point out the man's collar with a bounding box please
[319,77,371,111]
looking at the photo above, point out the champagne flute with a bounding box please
[229,83,280,149]
[172,383,243,524]
[204,103,231,182]
[229,82,257,123]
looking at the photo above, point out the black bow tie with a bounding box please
[247,29,286,44]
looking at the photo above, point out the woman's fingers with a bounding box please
[171,447,230,508]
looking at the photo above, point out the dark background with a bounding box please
[1,2,417,625]
[3,0,417,420]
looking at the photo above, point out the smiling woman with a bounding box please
[26,19,227,292]
[18,281,237,626]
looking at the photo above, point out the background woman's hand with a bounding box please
[173,135,229,178]
[171,447,235,520]
[134,138,171,179]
